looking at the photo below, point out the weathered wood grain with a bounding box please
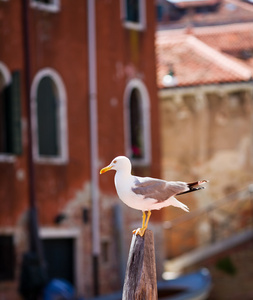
[122,230,158,300]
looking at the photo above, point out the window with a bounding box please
[0,235,15,281]
[0,64,22,162]
[31,68,68,164]
[30,0,60,12]
[121,0,146,30]
[124,79,151,165]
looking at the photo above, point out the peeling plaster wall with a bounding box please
[160,84,253,256]
[160,84,253,200]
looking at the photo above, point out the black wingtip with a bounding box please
[177,186,205,196]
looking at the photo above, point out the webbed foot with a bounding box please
[132,227,146,237]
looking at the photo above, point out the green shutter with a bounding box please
[9,71,22,155]
[37,76,58,156]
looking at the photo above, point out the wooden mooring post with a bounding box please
[122,230,158,300]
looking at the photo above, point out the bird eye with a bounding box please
[113,160,117,164]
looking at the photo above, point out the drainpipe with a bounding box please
[87,0,100,296]
[19,0,47,298]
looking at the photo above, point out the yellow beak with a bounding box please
[99,165,113,174]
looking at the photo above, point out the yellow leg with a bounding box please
[132,211,151,237]
[144,210,151,229]
[142,211,146,228]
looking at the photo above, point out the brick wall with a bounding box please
[0,0,161,298]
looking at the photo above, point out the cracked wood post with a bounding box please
[122,229,158,300]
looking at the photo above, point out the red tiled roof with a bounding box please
[194,22,253,52]
[192,22,253,73]
[194,22,253,72]
[156,25,253,88]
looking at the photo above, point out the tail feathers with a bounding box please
[170,197,189,212]
[169,180,208,212]
[188,180,208,187]
[177,180,208,196]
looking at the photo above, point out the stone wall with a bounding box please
[160,83,253,256]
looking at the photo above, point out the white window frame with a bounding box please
[124,78,151,166]
[120,0,146,31]
[31,68,68,164]
[39,227,83,294]
[0,62,15,163]
[30,0,60,13]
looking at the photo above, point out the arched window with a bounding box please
[31,68,68,164]
[124,79,151,165]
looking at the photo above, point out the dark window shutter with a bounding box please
[130,88,144,159]
[9,71,22,155]
[37,76,58,156]
[0,84,8,153]
[3,84,12,153]
[0,71,22,155]
[126,0,140,23]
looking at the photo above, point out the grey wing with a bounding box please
[132,177,188,202]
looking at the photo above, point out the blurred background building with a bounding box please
[157,0,253,299]
[1,0,253,299]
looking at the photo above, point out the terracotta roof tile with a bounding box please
[194,22,253,53]
[156,25,253,88]
[194,23,253,71]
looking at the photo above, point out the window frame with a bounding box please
[124,78,151,166]
[0,62,15,163]
[31,68,68,165]
[120,0,146,31]
[30,0,60,13]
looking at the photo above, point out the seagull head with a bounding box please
[100,156,131,174]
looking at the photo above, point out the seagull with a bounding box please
[100,156,208,237]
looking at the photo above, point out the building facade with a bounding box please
[0,0,161,298]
